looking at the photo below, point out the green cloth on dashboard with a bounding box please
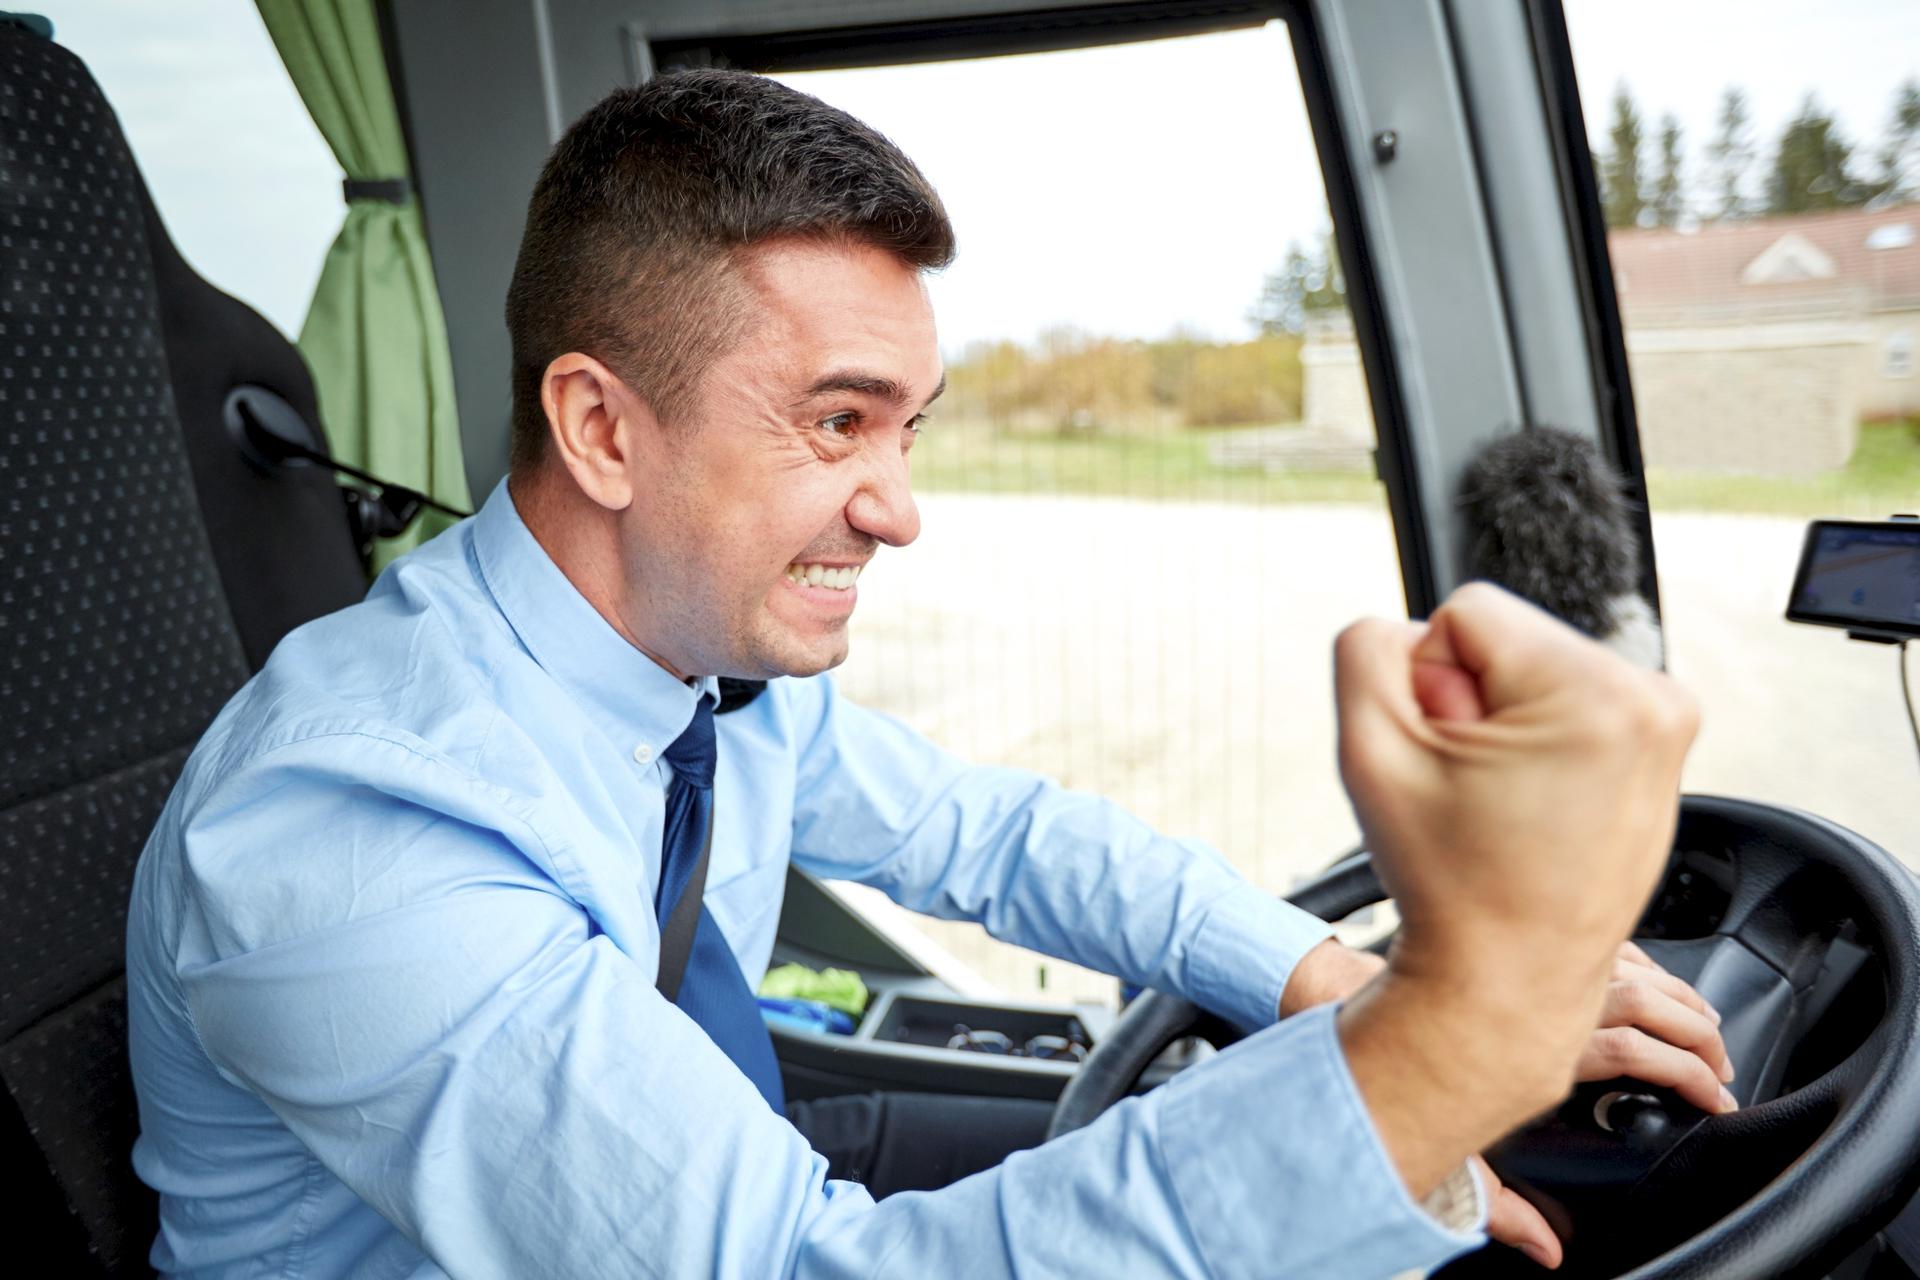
[758,963,870,1016]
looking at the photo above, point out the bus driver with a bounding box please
[127,70,1730,1279]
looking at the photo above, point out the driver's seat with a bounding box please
[0,19,368,1275]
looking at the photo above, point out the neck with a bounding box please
[509,468,695,683]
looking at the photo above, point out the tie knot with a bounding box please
[661,698,716,788]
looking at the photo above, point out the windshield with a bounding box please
[1563,0,1920,868]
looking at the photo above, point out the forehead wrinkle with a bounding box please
[790,368,928,410]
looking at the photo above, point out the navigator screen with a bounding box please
[1788,521,1920,637]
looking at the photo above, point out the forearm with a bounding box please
[788,680,1333,1029]
[1337,965,1601,1200]
[872,772,1330,1025]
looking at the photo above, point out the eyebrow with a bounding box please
[796,370,947,411]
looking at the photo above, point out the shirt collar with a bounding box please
[471,478,718,761]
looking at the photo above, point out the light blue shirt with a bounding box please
[126,479,1488,1278]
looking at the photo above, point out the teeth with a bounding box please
[787,563,863,591]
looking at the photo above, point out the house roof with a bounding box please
[1607,202,1920,320]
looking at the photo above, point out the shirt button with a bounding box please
[633,743,654,766]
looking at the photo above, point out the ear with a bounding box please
[539,353,656,511]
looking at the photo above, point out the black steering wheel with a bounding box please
[1048,796,1920,1278]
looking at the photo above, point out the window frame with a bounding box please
[646,0,1453,617]
[1888,332,1916,381]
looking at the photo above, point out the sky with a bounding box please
[48,0,1920,356]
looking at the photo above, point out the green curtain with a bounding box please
[256,0,471,572]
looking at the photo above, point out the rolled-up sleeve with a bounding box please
[785,676,1334,1030]
[170,730,1480,1278]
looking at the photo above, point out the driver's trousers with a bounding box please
[786,1093,1054,1197]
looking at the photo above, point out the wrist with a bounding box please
[1279,938,1388,1017]
[1337,966,1594,1200]
[1377,963,1594,1103]
[1387,916,1620,1017]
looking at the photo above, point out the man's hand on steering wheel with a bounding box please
[1589,940,1736,1112]
[1279,936,1738,1268]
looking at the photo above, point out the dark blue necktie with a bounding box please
[655,698,785,1110]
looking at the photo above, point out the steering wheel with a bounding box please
[1048,796,1920,1278]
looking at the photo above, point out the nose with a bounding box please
[846,439,920,548]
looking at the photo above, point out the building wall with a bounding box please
[1623,319,1869,472]
[1299,309,1873,474]
[1301,313,1373,439]
[1862,309,1920,420]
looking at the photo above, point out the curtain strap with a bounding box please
[342,176,412,204]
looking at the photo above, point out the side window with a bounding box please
[780,22,1397,1003]
[1564,5,1920,859]
[52,2,338,341]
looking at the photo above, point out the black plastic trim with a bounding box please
[1522,0,1662,618]
[653,1,1272,73]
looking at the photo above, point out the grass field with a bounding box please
[909,418,1920,515]
[1645,419,1920,517]
[909,422,1383,504]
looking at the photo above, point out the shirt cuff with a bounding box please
[1157,1003,1489,1280]
[1421,1160,1487,1233]
[1388,1164,1490,1280]
[1184,878,1336,1032]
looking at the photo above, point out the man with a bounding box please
[127,71,1723,1278]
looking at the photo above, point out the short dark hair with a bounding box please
[503,69,956,471]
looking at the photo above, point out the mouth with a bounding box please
[783,561,865,592]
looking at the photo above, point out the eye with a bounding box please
[907,414,929,435]
[820,412,858,438]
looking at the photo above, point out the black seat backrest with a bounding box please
[1,21,368,1275]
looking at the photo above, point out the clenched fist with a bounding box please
[1330,583,1700,1210]
[1337,581,1697,1001]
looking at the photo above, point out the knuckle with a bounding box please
[1658,675,1703,727]
[1639,675,1702,742]
[1593,1026,1641,1064]
[1450,581,1505,611]
[1619,683,1675,739]
[1586,675,1691,749]
[1658,971,1699,1002]
[1334,619,1386,668]
[1573,689,1646,748]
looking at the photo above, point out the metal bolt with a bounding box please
[1372,129,1399,164]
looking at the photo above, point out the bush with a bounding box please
[945,330,1304,433]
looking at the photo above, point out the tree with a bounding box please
[1704,87,1754,220]
[1600,83,1647,229]
[1250,231,1344,336]
[945,339,1035,429]
[1651,113,1686,226]
[1868,77,1920,204]
[1766,95,1868,214]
